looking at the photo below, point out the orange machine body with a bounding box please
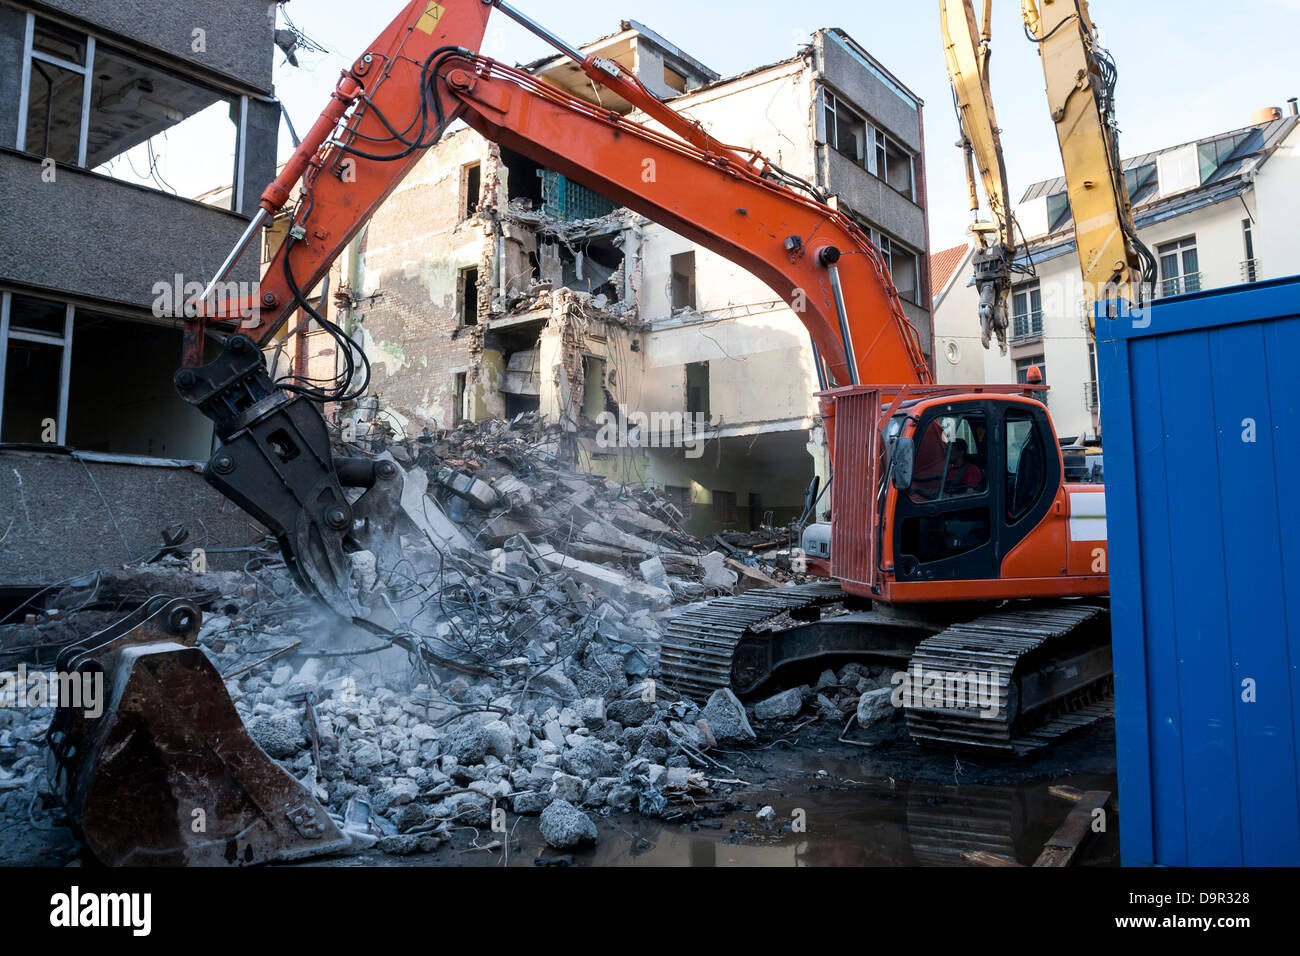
[824,383,1108,606]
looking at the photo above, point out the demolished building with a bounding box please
[320,22,933,536]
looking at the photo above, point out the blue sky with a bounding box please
[270,0,1300,251]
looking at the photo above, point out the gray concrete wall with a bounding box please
[0,449,269,587]
[0,5,24,148]
[816,32,922,153]
[24,0,276,93]
[0,149,261,310]
[822,146,927,250]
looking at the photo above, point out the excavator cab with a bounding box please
[826,385,1106,606]
[890,396,1057,584]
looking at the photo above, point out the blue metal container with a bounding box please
[1096,275,1300,866]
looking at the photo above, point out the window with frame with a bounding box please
[1005,410,1047,521]
[874,129,913,199]
[1242,219,1258,282]
[18,14,243,208]
[877,234,919,304]
[909,412,989,503]
[1012,281,1043,339]
[823,90,867,166]
[1157,237,1200,296]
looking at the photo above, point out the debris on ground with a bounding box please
[0,413,838,861]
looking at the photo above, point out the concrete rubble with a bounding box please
[0,412,892,862]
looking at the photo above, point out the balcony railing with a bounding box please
[1012,312,1044,340]
[1158,272,1202,298]
[1242,259,1261,283]
[1083,380,1099,411]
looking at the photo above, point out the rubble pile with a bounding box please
[0,414,829,860]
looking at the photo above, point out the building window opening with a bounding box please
[500,146,543,208]
[459,267,479,326]
[19,17,243,208]
[823,90,867,166]
[671,251,696,311]
[686,361,709,419]
[663,64,688,94]
[462,162,481,219]
[711,489,738,526]
[452,371,467,425]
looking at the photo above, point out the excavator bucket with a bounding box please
[46,597,349,866]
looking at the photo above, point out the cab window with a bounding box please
[909,413,988,502]
[1006,410,1047,521]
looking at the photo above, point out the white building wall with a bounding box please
[931,247,988,386]
[969,189,1285,444]
[1251,124,1300,282]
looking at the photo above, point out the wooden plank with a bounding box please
[1033,790,1111,867]
[962,850,1024,867]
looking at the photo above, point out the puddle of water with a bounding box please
[397,770,1119,868]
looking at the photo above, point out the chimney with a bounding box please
[1289,97,1299,117]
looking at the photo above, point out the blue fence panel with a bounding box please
[1097,276,1300,866]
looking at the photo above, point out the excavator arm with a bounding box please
[1022,0,1155,315]
[940,0,1156,352]
[179,0,931,616]
[939,0,1023,352]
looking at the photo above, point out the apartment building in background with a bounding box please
[0,0,280,458]
[325,21,932,534]
[932,105,1299,444]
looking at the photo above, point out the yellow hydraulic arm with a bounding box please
[940,0,1022,352]
[1023,0,1154,319]
[940,0,1156,351]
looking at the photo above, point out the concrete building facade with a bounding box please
[0,0,280,458]
[330,22,931,534]
[932,108,1300,445]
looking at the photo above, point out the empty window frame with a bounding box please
[876,233,919,304]
[461,162,481,219]
[458,267,479,326]
[874,129,913,199]
[16,14,245,209]
[823,90,867,166]
[685,361,709,419]
[670,251,696,311]
[0,292,73,445]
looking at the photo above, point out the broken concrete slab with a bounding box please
[532,544,672,609]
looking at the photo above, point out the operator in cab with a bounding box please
[945,438,982,494]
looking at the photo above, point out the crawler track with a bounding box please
[903,604,1111,754]
[659,581,844,700]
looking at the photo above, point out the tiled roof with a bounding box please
[930,242,970,298]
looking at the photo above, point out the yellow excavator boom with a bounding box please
[941,0,1157,349]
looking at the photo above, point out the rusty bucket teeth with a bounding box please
[47,597,349,866]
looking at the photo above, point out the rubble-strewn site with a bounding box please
[3,0,1295,898]
[1,413,935,864]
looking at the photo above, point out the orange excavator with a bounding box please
[48,0,1117,865]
